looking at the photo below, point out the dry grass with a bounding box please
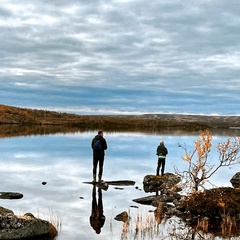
[2,104,240,132]
[116,203,240,240]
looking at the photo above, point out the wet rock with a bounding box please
[96,182,109,191]
[105,180,135,186]
[133,193,181,206]
[143,173,181,193]
[114,211,129,222]
[230,172,240,188]
[0,206,57,240]
[0,192,23,199]
[133,195,159,206]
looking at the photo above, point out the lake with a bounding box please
[0,129,239,240]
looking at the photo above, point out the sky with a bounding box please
[1,0,240,115]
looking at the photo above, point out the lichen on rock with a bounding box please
[0,206,57,240]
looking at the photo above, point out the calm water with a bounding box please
[0,130,239,240]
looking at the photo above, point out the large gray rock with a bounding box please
[0,206,57,240]
[230,172,240,188]
[133,173,182,206]
[143,173,181,193]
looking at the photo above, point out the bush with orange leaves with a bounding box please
[176,130,240,193]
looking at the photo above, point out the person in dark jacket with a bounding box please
[156,140,168,176]
[91,130,107,182]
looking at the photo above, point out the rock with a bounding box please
[0,192,23,199]
[0,206,57,240]
[133,193,181,206]
[96,182,109,191]
[114,211,129,222]
[105,180,135,186]
[0,207,14,215]
[230,172,240,188]
[133,195,160,205]
[143,173,181,193]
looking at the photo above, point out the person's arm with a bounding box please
[102,138,107,150]
[156,146,159,155]
[165,148,168,155]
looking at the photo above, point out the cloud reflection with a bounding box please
[0,131,238,240]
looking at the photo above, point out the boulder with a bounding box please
[0,192,23,199]
[114,211,129,222]
[133,173,182,206]
[143,173,181,193]
[0,206,57,240]
[230,172,240,188]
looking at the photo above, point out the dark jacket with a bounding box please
[91,135,107,153]
[156,145,168,157]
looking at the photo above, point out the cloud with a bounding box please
[0,0,239,114]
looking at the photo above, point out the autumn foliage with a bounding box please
[177,130,240,192]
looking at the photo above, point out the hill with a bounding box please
[1,104,240,132]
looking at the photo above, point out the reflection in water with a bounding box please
[0,129,239,240]
[1,124,240,139]
[120,211,240,240]
[89,185,105,234]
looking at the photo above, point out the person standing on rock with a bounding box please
[91,130,108,182]
[156,140,168,176]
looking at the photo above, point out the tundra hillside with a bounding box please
[0,105,240,129]
[1,104,240,132]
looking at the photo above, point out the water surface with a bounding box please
[0,130,239,239]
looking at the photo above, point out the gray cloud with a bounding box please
[0,0,239,114]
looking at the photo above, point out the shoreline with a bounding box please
[1,104,240,132]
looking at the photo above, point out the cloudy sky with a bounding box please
[1,0,240,115]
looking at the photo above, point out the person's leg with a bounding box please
[156,159,161,176]
[93,153,98,182]
[98,156,104,181]
[161,159,166,176]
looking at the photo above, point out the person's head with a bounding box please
[95,227,101,234]
[98,130,103,136]
[160,140,164,146]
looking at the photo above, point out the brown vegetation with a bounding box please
[180,187,240,237]
[1,104,240,132]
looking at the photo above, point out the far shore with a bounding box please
[0,104,240,137]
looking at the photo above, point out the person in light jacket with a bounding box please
[156,140,168,176]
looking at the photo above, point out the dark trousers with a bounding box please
[93,152,104,176]
[156,158,166,176]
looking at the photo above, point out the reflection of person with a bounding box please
[90,185,105,234]
[156,140,168,176]
[91,130,107,182]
